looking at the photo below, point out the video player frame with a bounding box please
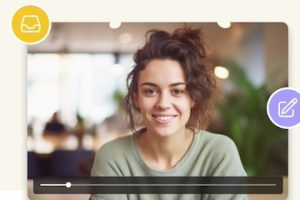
[27,22,288,199]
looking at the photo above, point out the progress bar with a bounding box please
[34,177,283,194]
[40,182,277,187]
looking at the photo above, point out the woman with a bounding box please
[91,26,247,200]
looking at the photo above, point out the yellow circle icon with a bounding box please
[12,5,51,44]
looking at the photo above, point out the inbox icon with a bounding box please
[21,15,41,33]
[12,5,50,44]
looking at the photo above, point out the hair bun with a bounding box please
[173,27,208,58]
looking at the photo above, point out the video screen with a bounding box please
[27,22,288,200]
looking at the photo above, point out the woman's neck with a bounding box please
[137,128,194,171]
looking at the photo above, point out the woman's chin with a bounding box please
[150,127,178,138]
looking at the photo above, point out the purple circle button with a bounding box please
[267,87,300,129]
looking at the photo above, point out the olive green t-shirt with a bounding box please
[91,130,248,200]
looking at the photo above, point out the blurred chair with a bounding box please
[28,151,52,179]
[28,151,40,179]
[50,150,94,176]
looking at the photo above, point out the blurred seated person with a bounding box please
[43,112,68,136]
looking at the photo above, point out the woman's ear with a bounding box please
[190,99,195,108]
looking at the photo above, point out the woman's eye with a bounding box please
[143,89,158,96]
[172,89,184,96]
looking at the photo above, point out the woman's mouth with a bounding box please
[152,114,176,124]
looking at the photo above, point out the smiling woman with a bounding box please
[90,27,248,200]
[135,59,193,140]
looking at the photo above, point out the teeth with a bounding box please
[156,116,173,121]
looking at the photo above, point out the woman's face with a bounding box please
[134,59,194,138]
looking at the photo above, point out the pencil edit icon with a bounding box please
[278,98,298,118]
[267,87,300,129]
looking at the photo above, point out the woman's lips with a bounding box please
[152,114,176,125]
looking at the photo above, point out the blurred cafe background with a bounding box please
[27,23,288,199]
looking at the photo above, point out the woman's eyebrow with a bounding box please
[140,82,158,87]
[140,82,186,87]
[169,82,186,87]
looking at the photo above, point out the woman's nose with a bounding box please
[155,92,171,110]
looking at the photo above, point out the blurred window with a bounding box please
[27,53,133,135]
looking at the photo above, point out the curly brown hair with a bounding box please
[123,26,216,131]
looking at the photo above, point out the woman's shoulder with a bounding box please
[194,130,246,176]
[197,130,235,144]
[96,134,133,156]
[92,134,134,173]
[195,130,239,155]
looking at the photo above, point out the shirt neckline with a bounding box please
[131,129,201,176]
